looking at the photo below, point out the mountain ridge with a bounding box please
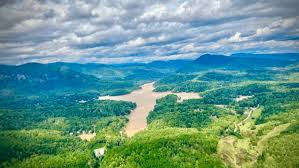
[177,53,299,72]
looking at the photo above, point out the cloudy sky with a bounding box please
[0,0,298,64]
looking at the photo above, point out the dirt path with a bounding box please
[234,107,256,132]
[99,82,201,137]
[257,123,290,148]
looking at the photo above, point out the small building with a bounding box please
[94,147,105,158]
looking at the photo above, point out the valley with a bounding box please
[0,53,298,168]
[1,1,298,167]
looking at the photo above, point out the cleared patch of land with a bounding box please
[218,107,291,168]
[99,82,201,137]
[235,95,253,102]
[175,92,201,102]
[79,132,96,141]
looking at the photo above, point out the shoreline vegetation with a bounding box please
[0,53,298,167]
[98,82,201,137]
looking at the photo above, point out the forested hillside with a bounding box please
[0,60,189,167]
[0,60,190,97]
[0,53,298,167]
[102,53,299,168]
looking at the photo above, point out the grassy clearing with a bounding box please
[217,107,293,168]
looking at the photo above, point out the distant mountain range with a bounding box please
[179,53,299,72]
[1,53,298,96]
[0,60,190,96]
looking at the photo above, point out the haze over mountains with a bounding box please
[1,53,298,96]
[0,0,298,167]
[183,53,299,71]
[0,52,299,167]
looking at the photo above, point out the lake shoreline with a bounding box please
[99,82,201,137]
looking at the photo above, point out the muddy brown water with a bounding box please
[99,82,201,137]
